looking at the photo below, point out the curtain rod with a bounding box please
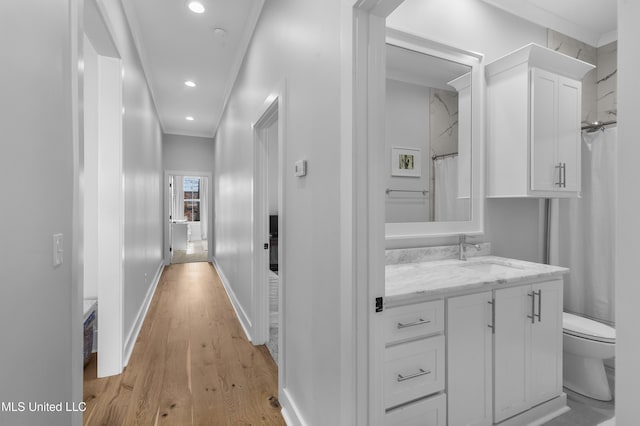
[581,120,617,132]
[432,151,458,161]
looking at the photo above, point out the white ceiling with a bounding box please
[481,0,617,47]
[121,0,616,139]
[122,0,264,138]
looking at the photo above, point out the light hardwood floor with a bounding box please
[83,262,285,425]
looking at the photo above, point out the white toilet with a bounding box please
[562,312,615,401]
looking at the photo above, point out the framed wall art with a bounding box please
[391,147,421,177]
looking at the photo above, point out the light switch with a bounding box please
[53,233,63,267]
[295,160,307,177]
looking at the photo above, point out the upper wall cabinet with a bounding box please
[486,44,595,198]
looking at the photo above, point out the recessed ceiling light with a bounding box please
[184,80,196,88]
[187,1,205,14]
[186,116,195,121]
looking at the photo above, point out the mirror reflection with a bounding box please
[385,44,471,223]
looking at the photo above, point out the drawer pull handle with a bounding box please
[397,368,431,382]
[397,318,430,329]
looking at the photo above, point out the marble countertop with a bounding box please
[385,255,568,306]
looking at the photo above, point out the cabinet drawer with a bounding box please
[385,393,447,426]
[384,335,445,409]
[384,300,444,345]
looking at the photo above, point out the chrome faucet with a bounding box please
[459,235,481,261]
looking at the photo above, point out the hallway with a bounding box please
[83,262,284,425]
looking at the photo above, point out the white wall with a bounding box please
[163,133,215,172]
[385,79,431,223]
[388,0,548,261]
[213,0,342,423]
[99,1,164,345]
[615,0,640,422]
[0,0,77,424]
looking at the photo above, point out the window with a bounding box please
[183,177,200,221]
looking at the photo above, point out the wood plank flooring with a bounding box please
[83,262,284,425]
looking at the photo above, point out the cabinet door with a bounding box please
[494,286,531,423]
[528,280,563,406]
[530,68,558,192]
[385,393,446,426]
[447,292,493,426]
[557,77,581,192]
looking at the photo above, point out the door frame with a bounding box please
[164,170,214,265]
[345,1,405,424]
[252,82,286,378]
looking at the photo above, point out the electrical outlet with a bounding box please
[53,233,63,267]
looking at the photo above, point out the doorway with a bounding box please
[164,171,213,265]
[83,0,124,379]
[253,90,284,371]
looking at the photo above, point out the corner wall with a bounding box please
[0,1,76,424]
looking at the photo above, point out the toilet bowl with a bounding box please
[562,312,615,401]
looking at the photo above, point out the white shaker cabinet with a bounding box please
[494,280,563,423]
[486,43,594,198]
[447,292,493,426]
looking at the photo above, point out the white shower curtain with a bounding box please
[172,175,184,221]
[557,127,617,324]
[200,176,208,240]
[434,156,469,221]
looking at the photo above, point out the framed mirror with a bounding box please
[384,28,484,240]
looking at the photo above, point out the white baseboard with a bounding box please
[211,257,253,342]
[123,260,164,366]
[280,387,307,426]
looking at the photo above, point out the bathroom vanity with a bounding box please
[383,251,568,426]
[370,28,585,426]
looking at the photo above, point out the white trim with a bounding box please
[123,261,164,366]
[280,387,308,426]
[163,170,213,266]
[211,257,253,342]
